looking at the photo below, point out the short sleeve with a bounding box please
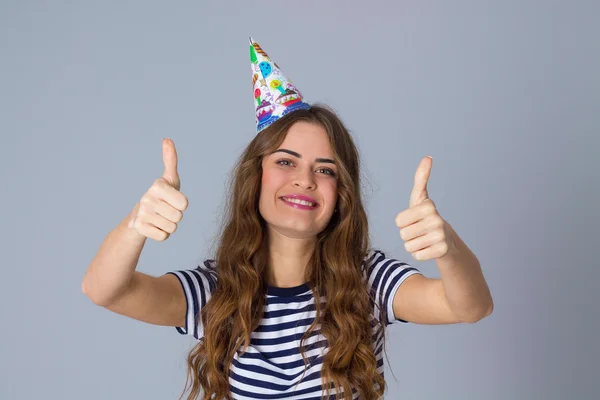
[165,259,218,340]
[363,249,422,326]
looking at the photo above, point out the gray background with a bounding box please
[1,0,598,399]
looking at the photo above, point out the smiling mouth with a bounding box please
[280,196,318,208]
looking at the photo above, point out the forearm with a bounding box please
[436,224,493,322]
[82,207,147,306]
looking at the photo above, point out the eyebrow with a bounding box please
[272,149,336,164]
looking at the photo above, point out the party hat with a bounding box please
[249,37,310,133]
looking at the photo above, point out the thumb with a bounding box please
[162,138,180,190]
[409,156,432,208]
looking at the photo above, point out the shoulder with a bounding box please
[200,259,217,275]
[363,248,388,264]
[361,248,421,325]
[362,248,413,271]
[168,258,219,293]
[362,247,420,289]
[199,259,218,285]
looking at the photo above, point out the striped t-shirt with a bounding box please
[167,249,421,399]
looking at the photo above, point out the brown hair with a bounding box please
[180,104,388,399]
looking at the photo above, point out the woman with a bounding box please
[82,38,493,400]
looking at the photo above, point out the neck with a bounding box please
[266,227,316,288]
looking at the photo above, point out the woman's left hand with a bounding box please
[394,156,456,261]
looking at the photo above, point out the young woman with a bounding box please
[82,39,493,400]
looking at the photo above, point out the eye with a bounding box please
[275,158,294,167]
[317,167,336,177]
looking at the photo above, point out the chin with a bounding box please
[273,223,319,238]
[264,216,326,238]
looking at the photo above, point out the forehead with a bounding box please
[277,121,332,156]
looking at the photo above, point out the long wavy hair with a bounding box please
[180,104,389,400]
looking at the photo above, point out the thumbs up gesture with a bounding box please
[128,139,189,241]
[394,157,456,261]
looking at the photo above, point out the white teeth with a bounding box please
[283,197,315,207]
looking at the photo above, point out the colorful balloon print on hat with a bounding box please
[249,37,310,133]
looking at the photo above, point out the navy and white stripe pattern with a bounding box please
[167,249,421,399]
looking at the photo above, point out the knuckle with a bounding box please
[137,206,149,219]
[436,229,445,241]
[140,195,153,207]
[151,179,165,193]
[427,203,436,214]
[154,231,168,242]
[174,210,183,223]
[394,215,401,227]
[427,214,440,226]
[435,232,445,245]
[164,221,175,234]
[176,194,188,211]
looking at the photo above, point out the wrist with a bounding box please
[439,223,460,262]
[119,214,147,245]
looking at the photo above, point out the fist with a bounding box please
[394,156,455,261]
[128,138,189,242]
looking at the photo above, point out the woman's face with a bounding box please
[259,121,339,239]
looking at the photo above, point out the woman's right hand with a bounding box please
[128,138,189,241]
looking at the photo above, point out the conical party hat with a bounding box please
[249,37,310,133]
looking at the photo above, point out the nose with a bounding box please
[292,168,316,190]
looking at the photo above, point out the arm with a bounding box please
[81,207,186,327]
[434,223,493,322]
[104,271,185,327]
[393,224,493,324]
[393,156,493,325]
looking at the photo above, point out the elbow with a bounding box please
[81,279,100,305]
[483,294,494,318]
[486,299,494,317]
[81,279,113,307]
[460,300,494,324]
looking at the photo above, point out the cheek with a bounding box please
[261,168,285,196]
[259,168,287,218]
[321,180,338,209]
